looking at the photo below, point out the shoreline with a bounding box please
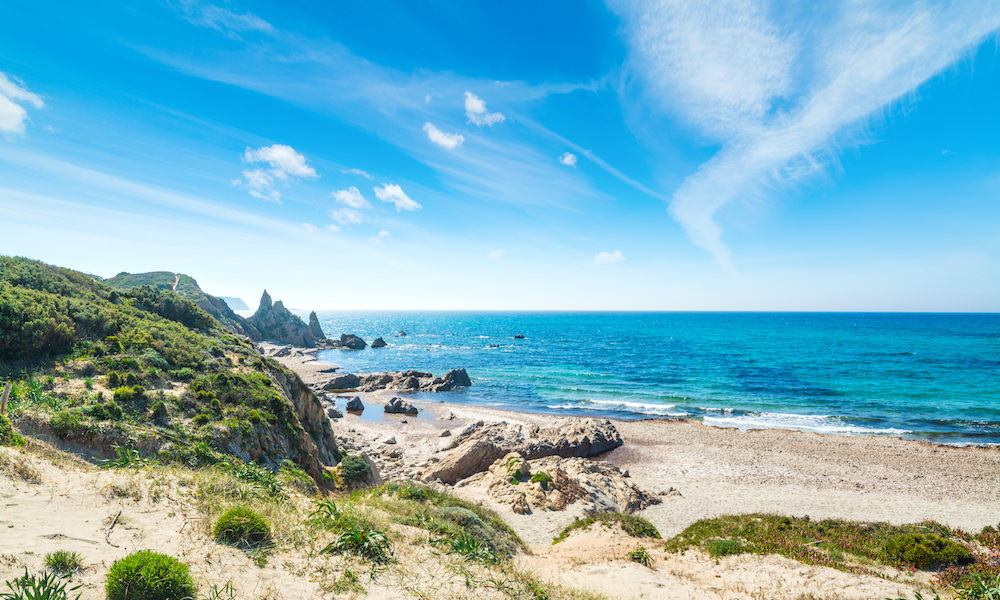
[265,342,1000,542]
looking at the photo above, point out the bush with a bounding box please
[883,533,973,570]
[339,455,369,482]
[628,545,655,567]
[105,550,195,600]
[192,413,211,426]
[320,526,393,565]
[107,372,121,387]
[213,506,272,548]
[553,512,660,544]
[49,410,84,439]
[150,401,168,421]
[87,401,123,421]
[0,414,25,447]
[705,539,745,557]
[169,368,195,381]
[44,550,82,574]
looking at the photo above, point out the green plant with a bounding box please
[192,413,211,426]
[320,526,393,565]
[530,471,553,491]
[0,570,81,600]
[705,539,745,557]
[553,512,661,544]
[43,551,82,574]
[628,545,654,567]
[83,377,94,390]
[215,458,284,498]
[99,444,151,469]
[201,582,236,600]
[48,411,84,439]
[338,455,369,482]
[433,531,499,565]
[107,372,121,388]
[309,499,340,523]
[213,506,272,548]
[884,533,974,570]
[150,401,168,421]
[105,551,195,600]
[955,573,1000,600]
[0,414,25,447]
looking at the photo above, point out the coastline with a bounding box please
[267,343,1000,543]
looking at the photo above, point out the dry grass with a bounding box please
[0,447,42,484]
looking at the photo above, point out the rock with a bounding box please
[468,452,660,514]
[396,330,407,337]
[440,430,452,437]
[326,406,343,419]
[422,418,624,484]
[308,311,327,341]
[331,333,367,350]
[427,368,472,392]
[355,369,472,393]
[322,373,361,391]
[445,412,456,421]
[248,291,317,347]
[384,397,419,416]
[273,346,292,357]
[513,334,525,339]
[399,418,408,424]
[371,337,387,348]
[346,397,364,412]
[383,436,397,445]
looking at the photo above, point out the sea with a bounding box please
[312,312,1000,446]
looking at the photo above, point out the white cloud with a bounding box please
[329,207,365,225]
[486,249,507,260]
[594,250,625,264]
[611,1,1000,267]
[423,122,464,150]
[0,73,44,135]
[302,223,318,233]
[464,91,505,126]
[424,94,432,104]
[558,152,578,167]
[178,2,273,36]
[370,229,392,243]
[341,167,372,179]
[374,183,421,211]
[332,186,371,209]
[240,144,317,202]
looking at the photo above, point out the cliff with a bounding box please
[248,290,316,347]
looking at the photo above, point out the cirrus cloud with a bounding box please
[0,72,44,136]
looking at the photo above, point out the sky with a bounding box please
[1,0,998,311]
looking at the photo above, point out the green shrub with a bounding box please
[213,506,272,548]
[1,569,81,600]
[530,471,553,490]
[83,377,94,390]
[553,512,660,544]
[705,539,745,557]
[87,401,123,421]
[48,411,84,439]
[628,545,655,567]
[44,550,82,574]
[107,372,121,388]
[105,550,195,600]
[0,414,25,447]
[883,533,973,570]
[320,525,393,565]
[192,413,211,426]
[338,455,369,482]
[433,531,498,564]
[150,401,168,421]
[169,368,195,381]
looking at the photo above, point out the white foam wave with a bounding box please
[546,399,688,417]
[701,412,910,436]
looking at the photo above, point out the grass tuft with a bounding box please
[553,512,660,544]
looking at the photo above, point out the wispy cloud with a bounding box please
[594,250,625,264]
[341,167,373,180]
[0,73,44,135]
[329,207,365,225]
[423,122,464,150]
[558,152,578,167]
[486,248,506,260]
[176,1,273,37]
[240,143,317,202]
[332,186,371,209]
[611,0,1000,267]
[464,91,505,126]
[370,229,392,243]
[374,183,421,211]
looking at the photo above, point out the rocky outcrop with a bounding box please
[384,397,418,416]
[423,418,623,484]
[396,331,407,337]
[371,337,387,348]
[248,291,316,347]
[308,311,326,341]
[327,333,366,350]
[465,452,660,515]
[353,368,472,393]
[346,397,364,412]
[322,373,361,391]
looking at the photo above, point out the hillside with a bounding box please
[0,256,337,482]
[104,270,261,340]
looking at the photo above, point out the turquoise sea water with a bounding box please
[314,312,1000,445]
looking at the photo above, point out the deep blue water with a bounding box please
[312,312,1000,445]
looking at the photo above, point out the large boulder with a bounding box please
[371,337,387,348]
[322,373,361,391]
[248,291,316,347]
[355,369,472,393]
[330,333,366,350]
[422,418,623,484]
[308,311,326,341]
[345,396,364,412]
[425,369,472,392]
[384,397,418,416]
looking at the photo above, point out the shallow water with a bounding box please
[313,312,1000,445]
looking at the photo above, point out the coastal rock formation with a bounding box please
[371,337,387,348]
[322,373,361,391]
[422,418,623,484]
[248,291,316,347]
[384,397,418,416]
[465,452,660,515]
[354,368,472,393]
[308,311,326,341]
[396,331,407,337]
[346,396,364,412]
[327,333,367,350]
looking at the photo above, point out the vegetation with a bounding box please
[553,512,660,544]
[0,570,81,600]
[212,506,272,548]
[338,454,369,482]
[705,538,744,557]
[627,545,654,567]
[530,471,553,490]
[884,533,973,570]
[43,551,83,574]
[0,415,25,447]
[320,526,393,565]
[105,550,195,600]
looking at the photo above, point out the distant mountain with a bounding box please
[104,271,261,340]
[219,296,248,311]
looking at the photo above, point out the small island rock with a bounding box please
[371,337,387,348]
[384,396,419,416]
[346,396,364,412]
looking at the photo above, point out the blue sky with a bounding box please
[1,0,998,311]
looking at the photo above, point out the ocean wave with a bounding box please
[701,411,910,436]
[546,398,688,417]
